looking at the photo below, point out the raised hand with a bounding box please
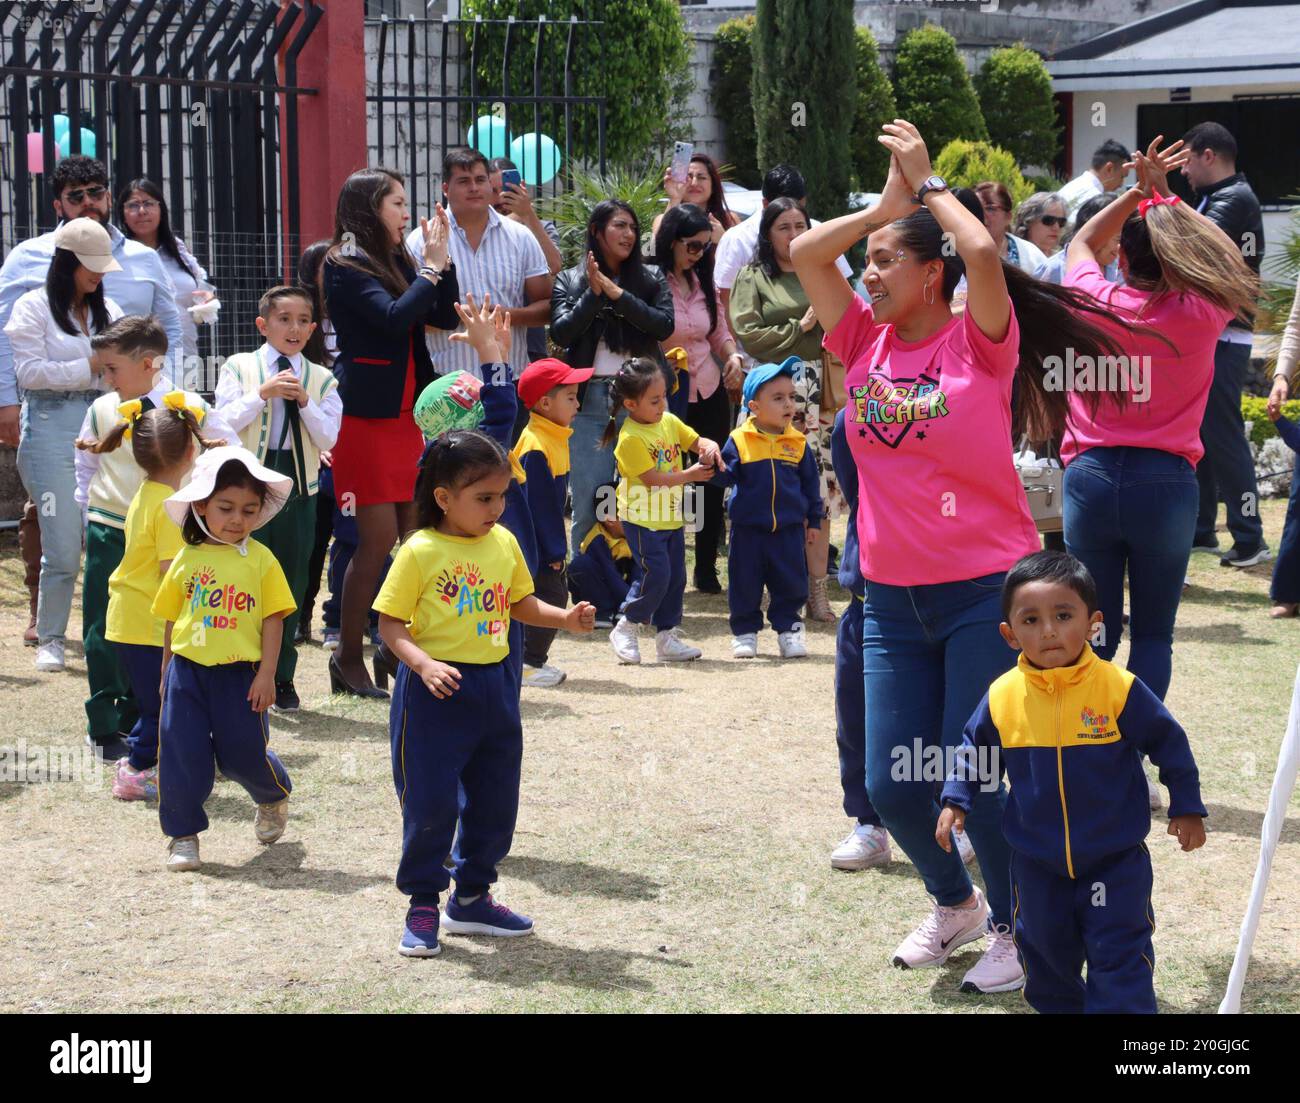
[878,119,933,194]
[421,204,450,271]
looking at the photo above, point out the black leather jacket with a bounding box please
[549,261,674,396]
[1194,172,1264,331]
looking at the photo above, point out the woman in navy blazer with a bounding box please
[323,167,460,697]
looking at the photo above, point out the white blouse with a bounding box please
[4,287,123,392]
[158,238,210,360]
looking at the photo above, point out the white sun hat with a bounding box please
[52,217,123,274]
[164,445,293,550]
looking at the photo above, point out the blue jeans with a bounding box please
[863,572,1015,926]
[1195,340,1264,551]
[569,379,623,558]
[1271,460,1300,605]
[1064,446,1197,701]
[16,390,96,643]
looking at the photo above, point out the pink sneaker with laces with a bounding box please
[960,923,1025,993]
[891,886,990,969]
[112,758,157,801]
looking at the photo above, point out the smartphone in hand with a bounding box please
[670,141,693,184]
[501,168,522,191]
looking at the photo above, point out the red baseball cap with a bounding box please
[517,357,594,410]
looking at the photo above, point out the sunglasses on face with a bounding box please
[679,239,708,256]
[1038,215,1067,228]
[62,185,108,204]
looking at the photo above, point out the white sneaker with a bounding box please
[1147,772,1162,811]
[166,835,201,872]
[831,823,891,870]
[522,663,567,688]
[35,639,65,672]
[609,617,641,664]
[891,886,990,969]
[959,923,1025,993]
[655,627,702,662]
[954,827,976,866]
[254,797,289,844]
[777,622,807,659]
[731,633,758,659]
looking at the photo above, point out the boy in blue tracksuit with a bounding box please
[711,355,821,660]
[567,482,641,629]
[827,409,890,870]
[939,551,1207,1014]
[512,357,594,688]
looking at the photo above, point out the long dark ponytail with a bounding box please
[891,208,1144,438]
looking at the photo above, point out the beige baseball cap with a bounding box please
[52,217,122,274]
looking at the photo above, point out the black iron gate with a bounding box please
[367,14,606,218]
[0,0,324,381]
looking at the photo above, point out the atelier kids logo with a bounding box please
[435,559,510,644]
[1077,706,1116,740]
[183,565,256,630]
[850,370,949,448]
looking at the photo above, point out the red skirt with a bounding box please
[330,338,424,507]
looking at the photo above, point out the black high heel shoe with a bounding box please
[328,654,389,700]
[372,642,399,692]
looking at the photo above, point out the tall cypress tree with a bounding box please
[752,0,856,220]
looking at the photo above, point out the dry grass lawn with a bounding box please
[1,504,1297,1013]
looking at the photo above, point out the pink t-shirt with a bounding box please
[1061,260,1234,467]
[825,294,1040,587]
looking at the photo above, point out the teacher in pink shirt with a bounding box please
[792,120,1132,997]
[650,204,744,593]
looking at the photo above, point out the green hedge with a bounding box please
[851,26,896,192]
[1243,396,1300,445]
[710,17,760,189]
[933,139,1033,206]
[893,24,986,155]
[975,45,1060,171]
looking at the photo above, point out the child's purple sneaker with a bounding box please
[398,905,441,958]
[442,892,534,937]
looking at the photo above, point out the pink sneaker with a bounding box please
[891,886,989,969]
[959,923,1025,993]
[112,758,157,801]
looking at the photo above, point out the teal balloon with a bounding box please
[53,114,70,141]
[509,133,561,187]
[467,115,510,160]
[56,129,96,159]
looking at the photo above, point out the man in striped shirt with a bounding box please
[406,147,552,382]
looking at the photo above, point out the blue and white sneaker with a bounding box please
[398,905,441,957]
[442,892,534,937]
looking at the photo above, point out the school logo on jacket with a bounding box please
[850,370,948,448]
[435,560,511,644]
[1077,706,1117,740]
[182,565,257,630]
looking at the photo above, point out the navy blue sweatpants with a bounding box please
[1011,844,1157,1014]
[568,546,630,621]
[621,523,685,631]
[158,655,292,838]
[390,659,522,904]
[727,522,807,635]
[115,641,163,772]
[835,595,881,827]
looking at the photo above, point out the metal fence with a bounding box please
[0,0,325,388]
[367,13,606,216]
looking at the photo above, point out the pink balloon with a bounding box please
[26,132,45,174]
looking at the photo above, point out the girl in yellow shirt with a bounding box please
[374,429,594,957]
[601,358,724,665]
[85,396,221,802]
[150,446,296,872]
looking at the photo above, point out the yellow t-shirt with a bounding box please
[372,525,535,664]
[151,539,295,666]
[614,412,699,531]
[106,481,186,647]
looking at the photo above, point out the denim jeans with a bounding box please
[16,390,96,643]
[568,379,623,558]
[1195,340,1264,551]
[863,572,1015,926]
[1271,460,1300,605]
[1064,446,1197,701]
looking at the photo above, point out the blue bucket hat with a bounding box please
[743,355,802,408]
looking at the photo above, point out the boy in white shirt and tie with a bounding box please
[214,286,342,711]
